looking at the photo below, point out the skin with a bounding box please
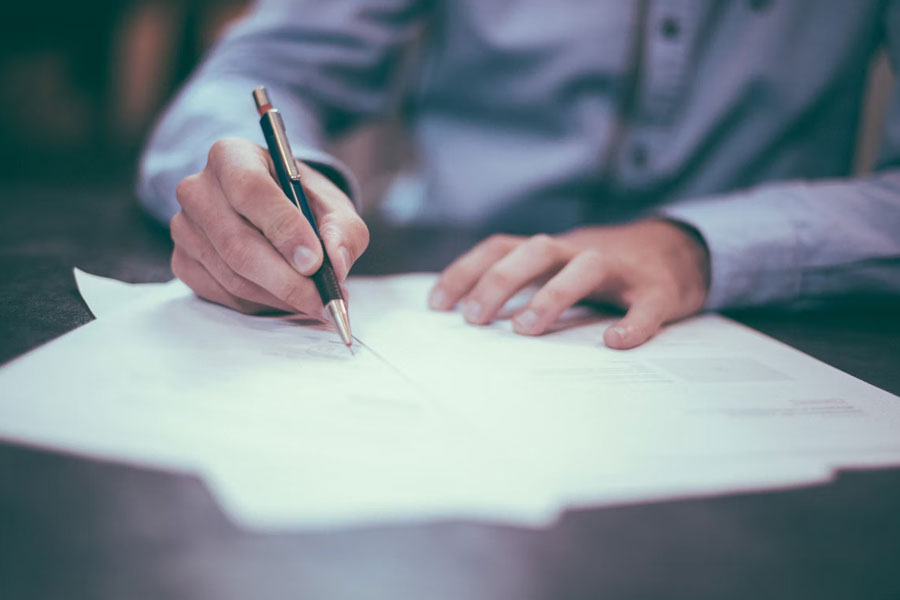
[171,138,711,348]
[429,222,710,349]
[170,138,369,318]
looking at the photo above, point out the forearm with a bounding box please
[137,74,354,224]
[137,0,427,224]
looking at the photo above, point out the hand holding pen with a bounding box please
[253,87,353,346]
[168,93,369,344]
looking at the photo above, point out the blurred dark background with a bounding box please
[0,0,249,185]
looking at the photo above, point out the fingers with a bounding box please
[171,247,270,314]
[510,249,669,348]
[204,210,321,313]
[457,234,571,325]
[170,212,295,313]
[206,139,325,276]
[429,234,521,311]
[175,137,372,315]
[181,138,368,294]
[511,250,613,335]
[429,222,701,349]
[602,291,669,350]
[176,172,322,314]
[300,162,370,281]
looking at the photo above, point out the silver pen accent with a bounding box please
[326,299,353,349]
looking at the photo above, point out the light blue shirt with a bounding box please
[139,0,900,310]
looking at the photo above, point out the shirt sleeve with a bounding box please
[658,6,900,311]
[137,0,427,224]
[659,173,900,310]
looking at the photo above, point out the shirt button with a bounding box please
[631,144,649,168]
[660,17,680,40]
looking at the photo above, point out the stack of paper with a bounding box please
[0,270,897,530]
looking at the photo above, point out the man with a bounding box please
[139,0,900,349]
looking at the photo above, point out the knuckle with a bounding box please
[555,237,577,256]
[221,235,257,274]
[220,269,252,298]
[194,239,218,269]
[280,282,313,310]
[484,234,513,252]
[318,221,339,242]
[538,284,569,309]
[266,210,303,244]
[351,219,370,253]
[230,170,272,211]
[482,267,514,290]
[578,249,609,272]
[171,250,197,289]
[528,233,556,255]
[206,139,233,165]
[169,213,185,244]
[175,175,201,209]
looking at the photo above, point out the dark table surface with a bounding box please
[2,182,900,600]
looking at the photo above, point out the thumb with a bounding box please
[297,162,370,281]
[603,292,669,350]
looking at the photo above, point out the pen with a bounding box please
[252,87,353,350]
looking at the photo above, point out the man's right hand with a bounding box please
[170,138,368,315]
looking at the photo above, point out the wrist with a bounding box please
[652,218,711,308]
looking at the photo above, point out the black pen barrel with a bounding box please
[259,112,344,304]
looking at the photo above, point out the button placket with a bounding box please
[748,0,772,12]
[631,142,649,169]
[640,0,701,123]
[661,16,680,40]
[607,0,705,191]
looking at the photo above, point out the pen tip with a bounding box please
[325,299,353,352]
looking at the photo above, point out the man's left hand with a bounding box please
[428,219,711,349]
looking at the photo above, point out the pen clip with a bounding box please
[268,111,301,180]
[253,87,300,180]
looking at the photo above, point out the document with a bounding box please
[0,269,897,530]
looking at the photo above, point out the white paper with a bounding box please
[74,268,171,318]
[1,270,898,531]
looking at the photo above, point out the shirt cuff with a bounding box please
[292,148,362,212]
[657,189,803,310]
[137,77,361,225]
[138,132,361,226]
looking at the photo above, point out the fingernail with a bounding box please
[337,246,352,280]
[513,310,539,334]
[463,300,482,322]
[293,246,318,274]
[429,288,448,310]
[606,325,628,345]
